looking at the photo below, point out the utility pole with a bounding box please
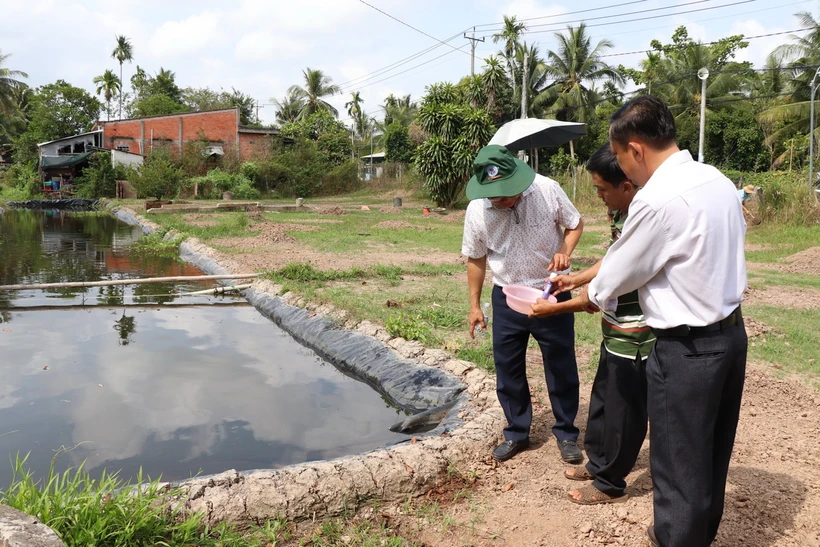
[464,27,485,76]
[809,67,820,190]
[697,67,709,163]
[521,52,529,119]
[255,101,261,124]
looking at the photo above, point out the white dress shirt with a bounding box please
[588,150,747,329]
[462,175,581,289]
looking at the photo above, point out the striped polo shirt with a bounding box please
[601,209,656,360]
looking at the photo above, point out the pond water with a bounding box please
[0,210,404,486]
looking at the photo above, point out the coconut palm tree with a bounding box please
[0,50,27,116]
[482,55,508,117]
[111,35,133,119]
[534,24,623,126]
[271,90,305,126]
[345,91,364,119]
[758,11,820,145]
[382,94,417,128]
[288,67,341,120]
[492,15,527,99]
[94,69,122,121]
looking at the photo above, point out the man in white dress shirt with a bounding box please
[576,96,748,547]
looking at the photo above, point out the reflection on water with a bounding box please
[0,210,405,485]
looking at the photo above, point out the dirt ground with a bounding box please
[168,207,820,546]
[781,246,820,276]
[368,351,820,547]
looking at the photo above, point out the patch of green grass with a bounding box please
[385,313,439,346]
[456,339,495,372]
[0,453,292,547]
[128,232,182,259]
[744,305,820,377]
[150,212,252,240]
[745,224,820,263]
[748,269,820,290]
[263,262,456,287]
[279,212,464,255]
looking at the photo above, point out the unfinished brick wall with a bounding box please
[100,109,239,157]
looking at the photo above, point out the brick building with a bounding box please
[91,107,282,160]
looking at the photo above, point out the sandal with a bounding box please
[564,465,594,481]
[567,484,628,506]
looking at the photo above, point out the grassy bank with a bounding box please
[133,193,820,385]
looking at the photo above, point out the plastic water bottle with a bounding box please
[475,302,491,337]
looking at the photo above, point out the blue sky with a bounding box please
[0,0,813,125]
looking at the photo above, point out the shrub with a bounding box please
[0,162,39,199]
[745,170,820,224]
[128,150,184,199]
[188,168,255,199]
[239,161,262,187]
[73,151,127,198]
[231,180,260,200]
[320,161,360,195]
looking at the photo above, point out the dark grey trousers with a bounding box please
[584,344,648,497]
[648,316,747,547]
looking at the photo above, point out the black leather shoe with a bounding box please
[557,439,584,464]
[647,524,659,546]
[492,439,529,462]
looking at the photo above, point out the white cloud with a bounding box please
[730,19,786,68]
[149,11,225,58]
[234,32,310,63]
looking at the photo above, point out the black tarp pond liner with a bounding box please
[177,242,467,416]
[108,206,468,436]
[7,198,100,210]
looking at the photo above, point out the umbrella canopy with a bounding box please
[489,118,587,153]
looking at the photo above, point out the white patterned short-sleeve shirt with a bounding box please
[461,175,581,289]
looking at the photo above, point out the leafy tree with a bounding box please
[703,106,768,171]
[271,90,304,126]
[14,80,101,164]
[111,35,133,119]
[280,110,351,167]
[93,69,121,121]
[130,65,148,103]
[131,94,189,118]
[413,83,494,207]
[288,67,341,120]
[384,121,415,163]
[182,87,257,125]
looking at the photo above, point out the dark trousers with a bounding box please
[491,285,579,443]
[584,344,648,497]
[648,317,747,547]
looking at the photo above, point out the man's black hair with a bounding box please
[609,95,677,149]
[586,144,628,187]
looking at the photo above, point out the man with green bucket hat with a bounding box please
[462,144,585,463]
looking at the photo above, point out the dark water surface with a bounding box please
[0,210,403,485]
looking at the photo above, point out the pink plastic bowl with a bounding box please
[502,285,557,315]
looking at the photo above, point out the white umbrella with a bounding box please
[489,118,587,152]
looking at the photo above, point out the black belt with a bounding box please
[652,307,741,338]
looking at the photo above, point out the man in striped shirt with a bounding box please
[531,143,654,505]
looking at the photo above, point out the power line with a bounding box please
[472,0,649,29]
[476,0,711,34]
[586,0,810,43]
[339,43,470,94]
[480,0,758,37]
[357,0,470,56]
[599,28,813,59]
[336,31,465,89]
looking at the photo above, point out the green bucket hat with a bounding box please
[466,144,536,200]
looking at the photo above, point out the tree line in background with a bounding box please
[2,11,820,209]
